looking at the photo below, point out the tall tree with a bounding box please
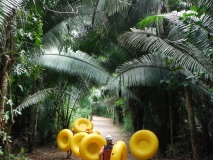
[0,0,22,126]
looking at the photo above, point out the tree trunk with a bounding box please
[185,87,201,160]
[28,77,38,153]
[28,105,38,153]
[0,56,10,123]
[168,90,178,145]
[90,105,93,121]
[0,11,16,124]
[0,13,16,158]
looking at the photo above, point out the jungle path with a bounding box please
[28,116,135,160]
[91,116,135,160]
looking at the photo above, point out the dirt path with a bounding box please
[92,116,135,160]
[28,116,136,160]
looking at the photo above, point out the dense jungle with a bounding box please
[0,0,213,159]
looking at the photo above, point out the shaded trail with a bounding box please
[28,116,136,159]
[91,116,135,160]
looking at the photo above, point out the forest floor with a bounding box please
[26,116,137,160]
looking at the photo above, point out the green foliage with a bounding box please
[180,6,206,26]
[190,6,206,18]
[69,107,91,128]
[0,131,12,144]
[209,86,213,93]
[114,98,125,105]
[37,100,56,145]
[43,0,79,8]
[16,88,53,112]
[168,0,192,10]
[93,106,110,117]
[16,4,44,51]
[0,146,3,156]
[123,111,133,133]
[185,71,207,84]
[75,107,90,119]
[137,15,163,28]
[15,147,31,160]
[1,0,212,159]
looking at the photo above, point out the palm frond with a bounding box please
[107,54,171,90]
[128,0,162,26]
[190,80,212,99]
[0,0,22,44]
[94,0,162,34]
[137,15,164,29]
[199,0,213,13]
[118,30,213,81]
[42,14,92,51]
[16,88,53,112]
[97,0,130,16]
[69,81,90,103]
[35,48,111,84]
[138,11,213,51]
[165,11,213,51]
[179,1,192,8]
[0,0,21,17]
[95,42,132,71]
[107,53,212,102]
[201,14,213,33]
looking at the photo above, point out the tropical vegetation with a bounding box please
[0,0,213,159]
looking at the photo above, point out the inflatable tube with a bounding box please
[129,130,159,160]
[110,140,127,160]
[57,129,73,152]
[86,128,93,134]
[92,130,101,135]
[71,132,88,158]
[79,134,106,160]
[71,127,75,133]
[73,118,93,133]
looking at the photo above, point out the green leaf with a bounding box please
[0,146,3,156]
[35,37,42,46]
[180,81,189,87]
[114,98,125,105]
[209,87,213,93]
[138,15,163,28]
[20,147,25,154]
[190,6,198,12]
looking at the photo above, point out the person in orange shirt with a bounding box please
[99,135,114,160]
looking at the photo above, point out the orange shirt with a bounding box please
[99,145,113,160]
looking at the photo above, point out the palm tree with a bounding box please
[107,1,213,158]
[3,0,213,159]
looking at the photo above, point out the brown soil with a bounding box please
[27,116,136,160]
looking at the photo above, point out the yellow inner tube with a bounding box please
[129,130,159,160]
[79,134,106,160]
[73,118,93,133]
[57,129,73,152]
[110,140,127,160]
[92,130,101,135]
[70,132,88,158]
